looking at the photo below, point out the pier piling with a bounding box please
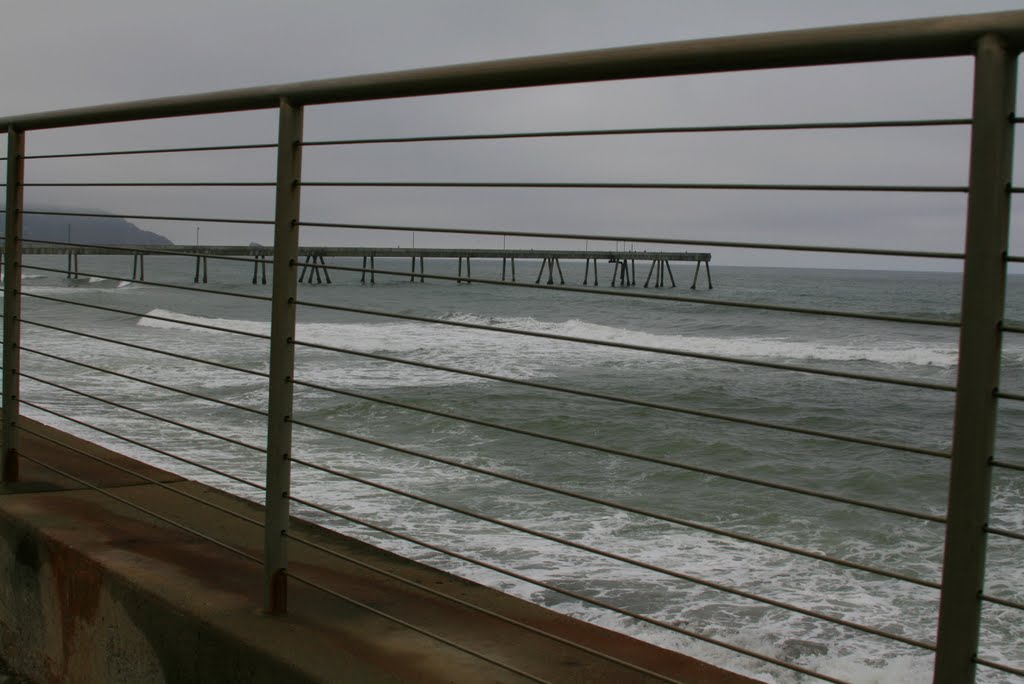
[193,255,208,283]
[131,253,146,281]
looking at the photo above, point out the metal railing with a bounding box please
[1,9,1021,683]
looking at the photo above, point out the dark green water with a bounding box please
[12,255,1024,683]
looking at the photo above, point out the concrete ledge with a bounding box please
[0,419,759,683]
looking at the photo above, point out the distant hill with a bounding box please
[8,208,172,246]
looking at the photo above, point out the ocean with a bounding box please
[12,254,1024,683]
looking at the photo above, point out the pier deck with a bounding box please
[19,245,714,289]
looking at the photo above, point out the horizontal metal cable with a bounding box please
[1002,323,1024,334]
[17,420,264,529]
[22,264,275,304]
[992,460,1024,473]
[16,412,778,680]
[12,205,962,259]
[303,118,971,147]
[22,294,273,346]
[21,372,265,454]
[997,391,1024,402]
[16,413,557,684]
[287,492,850,684]
[292,377,945,524]
[282,572,553,684]
[292,413,937,589]
[20,317,264,378]
[289,415,940,588]
[22,180,967,193]
[987,525,1024,542]
[980,592,1024,612]
[1007,255,1024,263]
[301,180,966,193]
[19,377,815,679]
[19,236,273,265]
[294,336,952,460]
[16,448,261,565]
[24,142,276,160]
[296,297,956,393]
[299,220,966,260]
[21,399,266,493]
[320,261,961,329]
[22,346,267,418]
[24,317,266,376]
[289,452,936,651]
[22,208,273,226]
[974,656,1024,678]
[284,531,680,684]
[24,181,274,187]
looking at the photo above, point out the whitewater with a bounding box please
[12,255,1024,683]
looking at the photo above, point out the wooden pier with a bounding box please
[19,245,713,289]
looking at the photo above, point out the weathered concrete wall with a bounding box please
[0,420,761,684]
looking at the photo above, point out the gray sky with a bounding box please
[2,1,1022,269]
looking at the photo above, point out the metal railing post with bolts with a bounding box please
[2,126,25,482]
[264,98,303,614]
[933,34,1017,684]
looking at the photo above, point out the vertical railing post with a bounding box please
[264,98,303,614]
[933,34,1016,684]
[2,126,25,482]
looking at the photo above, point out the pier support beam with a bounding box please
[193,255,208,283]
[689,259,713,289]
[643,260,657,288]
[253,254,268,285]
[610,259,631,287]
[535,257,562,285]
[131,253,145,282]
[65,251,81,279]
[298,254,331,285]
[359,256,376,285]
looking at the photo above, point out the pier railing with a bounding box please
[2,10,1022,683]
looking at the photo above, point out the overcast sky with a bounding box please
[2,1,1022,269]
